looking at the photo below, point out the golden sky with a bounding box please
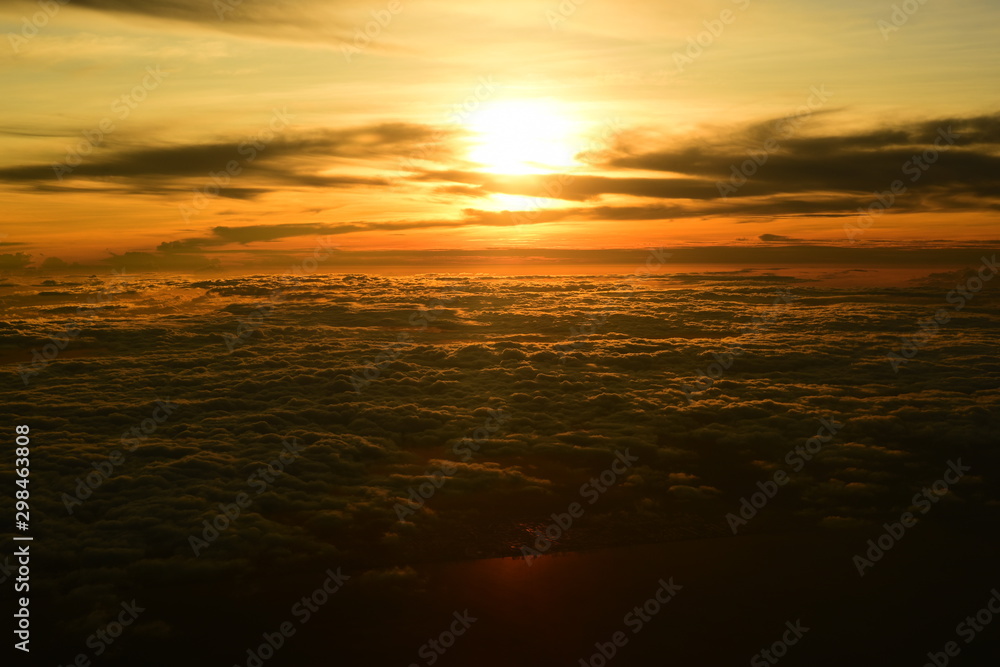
[1,0,999,270]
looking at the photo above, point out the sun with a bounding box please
[465,99,581,174]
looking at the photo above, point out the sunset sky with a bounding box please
[2,0,999,270]
[4,4,1000,664]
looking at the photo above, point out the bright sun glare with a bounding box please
[466,99,581,174]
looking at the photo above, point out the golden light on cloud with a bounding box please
[3,3,1000,666]
[0,0,997,264]
[478,193,573,212]
[465,99,582,175]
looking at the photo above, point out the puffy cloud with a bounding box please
[2,269,997,663]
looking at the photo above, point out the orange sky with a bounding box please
[1,0,999,270]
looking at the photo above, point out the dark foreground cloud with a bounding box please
[0,271,997,664]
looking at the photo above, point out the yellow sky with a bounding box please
[1,0,999,269]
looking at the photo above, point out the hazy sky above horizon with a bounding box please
[1,0,999,270]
